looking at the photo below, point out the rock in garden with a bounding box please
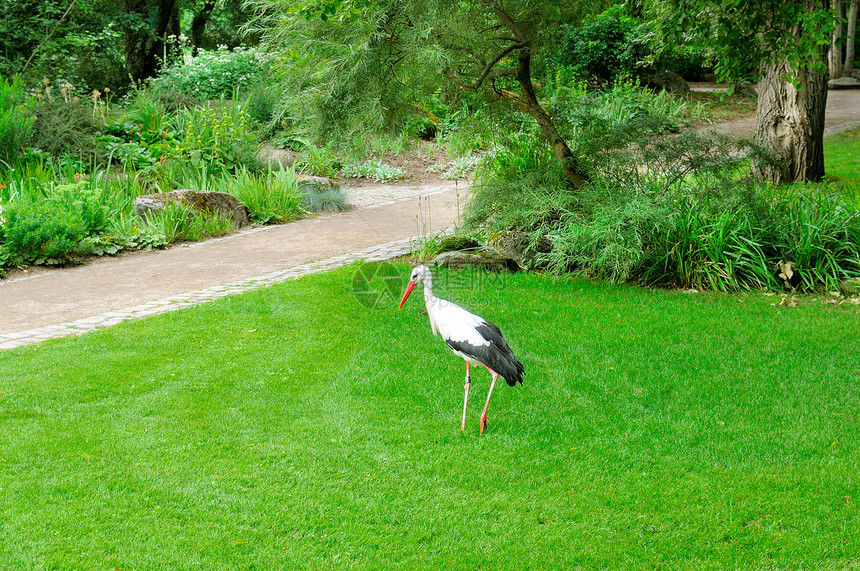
[646,72,690,93]
[257,146,296,169]
[433,250,519,273]
[296,174,338,191]
[488,230,550,266]
[133,190,251,227]
[436,236,480,253]
[839,278,860,296]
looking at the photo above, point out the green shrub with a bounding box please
[3,201,88,265]
[0,179,121,266]
[548,80,707,143]
[101,94,186,171]
[152,46,268,101]
[0,76,34,167]
[27,88,103,163]
[468,122,860,292]
[553,6,646,85]
[244,81,281,133]
[503,176,860,293]
[176,100,260,175]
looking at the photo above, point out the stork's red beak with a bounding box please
[398,280,416,309]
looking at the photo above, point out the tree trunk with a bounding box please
[847,0,859,75]
[754,52,829,183]
[191,0,217,57]
[830,0,844,79]
[122,0,181,83]
[503,46,586,189]
[479,0,587,190]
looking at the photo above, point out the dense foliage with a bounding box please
[151,46,270,101]
[0,77,34,166]
[468,116,860,292]
[0,0,855,293]
[552,6,647,85]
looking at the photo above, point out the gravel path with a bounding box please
[1,181,466,348]
[2,89,858,350]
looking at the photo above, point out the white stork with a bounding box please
[398,264,524,434]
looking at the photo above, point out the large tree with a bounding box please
[442,0,600,188]
[648,0,838,183]
[251,0,607,189]
[121,0,182,83]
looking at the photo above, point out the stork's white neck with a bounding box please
[421,271,434,297]
[420,271,442,335]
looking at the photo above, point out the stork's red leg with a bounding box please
[479,371,499,435]
[461,361,471,431]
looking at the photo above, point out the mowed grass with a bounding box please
[825,126,860,185]
[1,265,859,569]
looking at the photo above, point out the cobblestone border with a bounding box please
[0,235,428,350]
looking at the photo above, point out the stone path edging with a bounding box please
[0,235,425,350]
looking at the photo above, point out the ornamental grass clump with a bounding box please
[220,168,304,224]
[468,124,860,292]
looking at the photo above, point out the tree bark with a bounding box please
[122,0,181,83]
[191,0,217,57]
[754,51,829,183]
[847,0,858,75]
[830,0,844,79]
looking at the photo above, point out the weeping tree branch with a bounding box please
[474,0,587,189]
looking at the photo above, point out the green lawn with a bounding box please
[1,265,859,569]
[825,126,860,184]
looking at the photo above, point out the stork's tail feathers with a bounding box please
[500,355,525,387]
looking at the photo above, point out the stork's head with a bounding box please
[398,264,432,309]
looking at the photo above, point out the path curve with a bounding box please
[2,89,859,349]
[1,181,467,347]
[695,89,860,138]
